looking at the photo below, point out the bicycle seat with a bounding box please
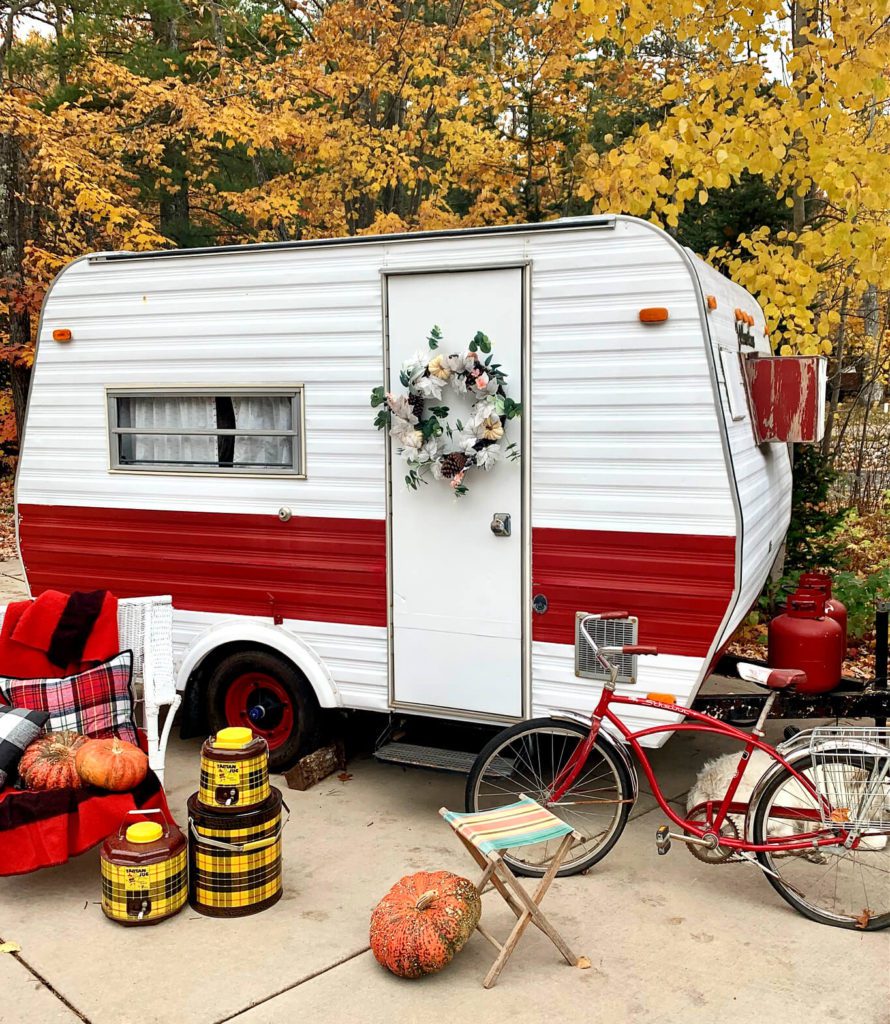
[737,663,807,690]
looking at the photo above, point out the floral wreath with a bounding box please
[371,325,521,497]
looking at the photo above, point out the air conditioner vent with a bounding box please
[575,613,639,684]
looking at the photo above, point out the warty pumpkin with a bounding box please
[19,731,86,790]
[75,737,148,791]
[369,870,481,978]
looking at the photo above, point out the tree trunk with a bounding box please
[822,286,849,459]
[0,130,31,438]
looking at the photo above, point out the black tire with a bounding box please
[205,649,320,773]
[751,750,890,930]
[465,717,635,877]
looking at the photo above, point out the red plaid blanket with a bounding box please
[0,772,175,876]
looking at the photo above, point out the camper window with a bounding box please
[107,388,304,475]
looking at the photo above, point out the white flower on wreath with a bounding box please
[413,374,446,400]
[475,444,501,470]
[401,352,427,385]
[390,416,419,446]
[415,438,441,464]
[458,434,479,456]
[402,429,425,451]
[467,400,498,431]
[386,393,417,424]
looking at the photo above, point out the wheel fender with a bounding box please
[176,619,340,709]
[744,736,888,843]
[596,720,640,802]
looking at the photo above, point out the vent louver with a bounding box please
[575,613,639,684]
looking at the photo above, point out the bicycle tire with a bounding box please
[750,750,890,930]
[465,717,635,878]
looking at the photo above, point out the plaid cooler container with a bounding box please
[198,728,271,811]
[100,815,188,926]
[187,788,286,918]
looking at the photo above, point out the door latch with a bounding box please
[490,513,511,537]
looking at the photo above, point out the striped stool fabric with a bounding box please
[442,797,576,856]
[440,795,589,989]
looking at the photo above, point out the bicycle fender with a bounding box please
[596,722,640,802]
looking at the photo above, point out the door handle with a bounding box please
[490,513,511,537]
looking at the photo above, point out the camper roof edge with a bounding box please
[87,215,618,264]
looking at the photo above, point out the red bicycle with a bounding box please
[467,612,890,930]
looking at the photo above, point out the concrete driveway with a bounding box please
[1,719,888,1024]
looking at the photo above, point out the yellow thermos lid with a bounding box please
[126,821,163,844]
[214,726,254,749]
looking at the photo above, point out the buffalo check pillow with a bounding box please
[0,705,50,788]
[0,651,138,745]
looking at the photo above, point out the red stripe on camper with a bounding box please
[532,528,735,658]
[18,506,734,656]
[18,504,388,628]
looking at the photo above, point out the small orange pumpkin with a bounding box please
[75,737,148,791]
[369,871,481,978]
[19,731,86,790]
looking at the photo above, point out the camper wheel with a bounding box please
[205,649,319,772]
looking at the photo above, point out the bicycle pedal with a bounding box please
[655,825,671,855]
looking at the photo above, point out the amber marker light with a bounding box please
[647,693,677,704]
[706,295,718,310]
[639,307,669,323]
[52,329,72,342]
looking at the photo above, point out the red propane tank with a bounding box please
[799,572,848,650]
[768,594,844,694]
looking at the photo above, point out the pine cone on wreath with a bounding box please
[408,393,425,421]
[439,452,468,479]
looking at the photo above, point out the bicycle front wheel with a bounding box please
[465,718,634,877]
[751,751,890,930]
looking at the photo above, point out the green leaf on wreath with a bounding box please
[428,325,443,349]
[472,331,492,354]
[399,370,411,387]
[370,386,386,407]
[373,409,391,430]
[429,405,450,417]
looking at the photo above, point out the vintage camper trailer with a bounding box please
[18,216,800,770]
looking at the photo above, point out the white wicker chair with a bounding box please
[117,595,180,785]
[0,595,180,785]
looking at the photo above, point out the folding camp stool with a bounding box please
[439,795,590,988]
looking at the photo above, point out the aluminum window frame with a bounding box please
[106,385,306,478]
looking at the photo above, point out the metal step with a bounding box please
[373,742,513,777]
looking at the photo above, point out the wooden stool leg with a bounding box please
[482,836,585,989]
[452,830,527,919]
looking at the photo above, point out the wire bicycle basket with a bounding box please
[807,726,890,831]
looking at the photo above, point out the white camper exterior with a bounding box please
[18,216,792,759]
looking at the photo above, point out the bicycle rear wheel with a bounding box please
[465,718,634,877]
[751,751,890,930]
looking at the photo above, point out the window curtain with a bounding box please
[119,397,216,465]
[233,397,293,468]
[118,395,294,469]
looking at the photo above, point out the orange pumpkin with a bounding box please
[75,737,148,791]
[369,871,481,978]
[19,732,86,790]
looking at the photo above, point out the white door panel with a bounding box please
[387,268,524,717]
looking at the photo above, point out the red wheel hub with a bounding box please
[224,672,294,751]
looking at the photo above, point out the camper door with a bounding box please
[385,267,525,718]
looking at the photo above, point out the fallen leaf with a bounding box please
[0,942,21,954]
[854,908,871,929]
[337,772,353,782]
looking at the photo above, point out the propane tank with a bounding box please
[768,594,844,694]
[799,572,848,650]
